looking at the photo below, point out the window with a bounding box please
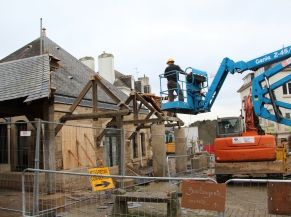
[132,133,138,158]
[286,113,291,119]
[104,129,119,167]
[16,121,29,171]
[140,133,146,156]
[217,118,241,135]
[0,124,8,164]
[282,83,291,95]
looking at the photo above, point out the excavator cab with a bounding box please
[216,116,243,138]
[159,67,208,114]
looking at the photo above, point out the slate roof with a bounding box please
[0,55,50,102]
[0,36,128,108]
[113,70,131,88]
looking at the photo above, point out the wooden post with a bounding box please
[116,115,125,187]
[43,100,56,194]
[167,192,181,217]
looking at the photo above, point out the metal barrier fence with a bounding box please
[0,120,152,216]
[20,168,291,217]
[22,168,217,217]
[224,179,291,217]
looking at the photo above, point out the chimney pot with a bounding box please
[42,28,47,37]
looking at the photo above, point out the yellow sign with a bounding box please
[88,167,114,191]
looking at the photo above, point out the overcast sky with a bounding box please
[1,0,290,125]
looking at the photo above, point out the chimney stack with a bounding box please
[79,56,95,71]
[98,52,115,84]
[42,28,47,37]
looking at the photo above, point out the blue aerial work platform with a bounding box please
[160,45,291,126]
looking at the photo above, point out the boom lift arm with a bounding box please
[160,45,291,126]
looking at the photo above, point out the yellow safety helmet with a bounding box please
[166,58,175,64]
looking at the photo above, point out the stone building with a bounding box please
[0,31,153,179]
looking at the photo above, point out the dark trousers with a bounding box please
[167,80,184,102]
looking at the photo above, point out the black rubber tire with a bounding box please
[267,173,284,180]
[216,174,232,183]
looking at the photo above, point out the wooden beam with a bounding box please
[136,93,163,119]
[115,115,125,177]
[109,116,183,126]
[55,80,92,135]
[43,100,56,193]
[69,80,92,113]
[109,118,161,126]
[145,110,154,120]
[60,109,130,121]
[141,93,162,112]
[163,116,183,122]
[133,93,138,125]
[137,100,143,114]
[96,130,106,146]
[95,76,129,109]
[130,122,181,131]
[128,110,154,133]
[92,80,98,113]
[96,78,122,104]
[124,94,134,106]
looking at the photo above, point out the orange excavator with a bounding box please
[214,94,276,163]
[213,94,288,182]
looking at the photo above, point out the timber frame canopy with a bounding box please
[55,74,184,137]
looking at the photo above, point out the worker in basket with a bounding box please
[164,58,187,102]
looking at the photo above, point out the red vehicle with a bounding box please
[203,144,215,155]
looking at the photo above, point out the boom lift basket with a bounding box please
[159,68,208,114]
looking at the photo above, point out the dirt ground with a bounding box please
[0,189,23,217]
[1,182,290,217]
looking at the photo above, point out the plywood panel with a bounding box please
[62,126,78,170]
[76,126,97,167]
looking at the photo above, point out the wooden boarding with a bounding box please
[215,160,285,175]
[286,156,291,174]
[268,182,291,215]
[62,125,97,169]
[181,181,226,212]
[68,150,83,166]
[62,126,78,169]
[76,126,96,167]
